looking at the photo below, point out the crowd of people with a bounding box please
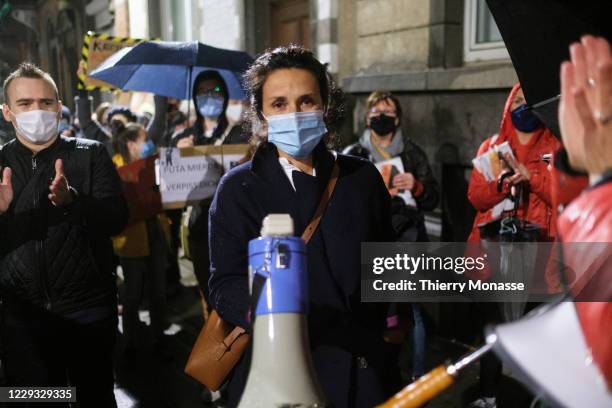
[0,33,610,408]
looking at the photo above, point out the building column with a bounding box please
[313,0,338,74]
[201,0,245,50]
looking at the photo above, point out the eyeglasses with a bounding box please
[197,86,223,98]
[369,107,397,117]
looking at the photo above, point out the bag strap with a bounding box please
[247,161,340,327]
[301,161,340,244]
[249,272,267,326]
[218,274,264,347]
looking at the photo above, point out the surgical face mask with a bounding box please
[10,109,59,144]
[369,114,397,136]
[140,140,156,159]
[226,103,244,123]
[196,95,224,119]
[266,110,327,158]
[510,104,542,133]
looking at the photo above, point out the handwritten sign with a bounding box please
[157,145,250,209]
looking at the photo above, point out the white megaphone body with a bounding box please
[237,214,328,408]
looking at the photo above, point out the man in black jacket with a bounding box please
[0,63,128,407]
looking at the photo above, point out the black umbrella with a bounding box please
[486,0,612,137]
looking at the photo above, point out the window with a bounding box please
[464,0,509,62]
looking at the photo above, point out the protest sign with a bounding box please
[157,145,250,209]
[471,141,515,182]
[77,31,145,91]
[374,157,416,207]
[375,157,404,196]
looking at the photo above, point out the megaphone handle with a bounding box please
[376,365,454,408]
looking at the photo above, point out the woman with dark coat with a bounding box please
[343,91,439,382]
[343,91,439,242]
[208,45,397,408]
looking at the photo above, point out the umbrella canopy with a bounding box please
[88,41,253,100]
[486,0,612,137]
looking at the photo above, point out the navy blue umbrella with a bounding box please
[88,41,253,100]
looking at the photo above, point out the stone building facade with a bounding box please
[173,0,517,241]
[1,0,519,242]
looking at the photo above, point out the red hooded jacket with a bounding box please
[558,177,612,390]
[544,150,589,293]
[467,84,560,242]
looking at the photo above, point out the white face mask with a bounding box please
[225,103,244,124]
[10,109,59,145]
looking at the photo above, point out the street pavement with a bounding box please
[111,256,536,408]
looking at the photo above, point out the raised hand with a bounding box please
[560,35,612,174]
[48,159,74,207]
[77,60,87,79]
[0,167,13,213]
[176,135,195,148]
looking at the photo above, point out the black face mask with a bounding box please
[370,114,397,136]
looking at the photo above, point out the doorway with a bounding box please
[270,0,311,49]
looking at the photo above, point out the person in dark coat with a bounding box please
[208,45,397,408]
[343,91,439,382]
[172,70,249,318]
[343,91,439,242]
[0,62,128,406]
[171,70,247,148]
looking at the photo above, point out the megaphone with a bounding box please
[238,214,328,408]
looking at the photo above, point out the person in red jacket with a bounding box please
[468,84,560,243]
[466,84,560,408]
[557,34,612,390]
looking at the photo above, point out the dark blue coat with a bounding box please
[208,141,396,408]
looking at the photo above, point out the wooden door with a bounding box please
[270,0,311,49]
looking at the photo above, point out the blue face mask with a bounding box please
[266,110,327,158]
[511,104,542,133]
[140,140,156,158]
[196,95,224,119]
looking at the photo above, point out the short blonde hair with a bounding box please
[365,91,402,123]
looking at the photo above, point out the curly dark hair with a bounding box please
[243,44,345,147]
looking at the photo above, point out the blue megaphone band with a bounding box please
[248,236,308,316]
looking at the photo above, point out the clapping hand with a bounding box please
[0,167,13,213]
[48,159,74,207]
